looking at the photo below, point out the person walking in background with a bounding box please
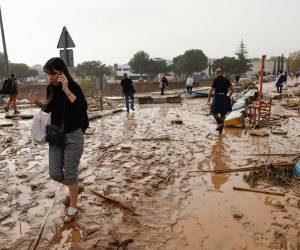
[3,73,19,114]
[28,57,89,223]
[186,73,194,94]
[235,74,240,85]
[160,74,168,95]
[275,71,286,94]
[121,73,135,112]
[208,68,233,133]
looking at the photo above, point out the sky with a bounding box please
[0,0,300,67]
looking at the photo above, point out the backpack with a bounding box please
[1,79,16,94]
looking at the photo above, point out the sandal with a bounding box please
[63,185,85,206]
[64,208,78,223]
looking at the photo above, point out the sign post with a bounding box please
[57,26,75,67]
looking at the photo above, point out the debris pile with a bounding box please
[243,164,299,188]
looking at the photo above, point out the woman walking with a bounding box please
[207,68,233,133]
[186,73,194,94]
[29,57,89,222]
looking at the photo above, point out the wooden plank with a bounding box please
[233,187,285,196]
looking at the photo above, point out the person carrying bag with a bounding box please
[28,57,89,223]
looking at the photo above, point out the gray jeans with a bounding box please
[49,129,84,186]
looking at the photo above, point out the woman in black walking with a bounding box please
[207,68,233,133]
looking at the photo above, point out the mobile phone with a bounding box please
[57,72,63,84]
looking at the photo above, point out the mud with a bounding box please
[0,82,299,249]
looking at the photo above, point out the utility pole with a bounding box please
[258,55,266,127]
[0,6,9,78]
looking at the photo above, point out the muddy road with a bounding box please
[0,83,299,250]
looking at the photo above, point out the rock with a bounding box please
[249,130,270,137]
[232,212,244,219]
[171,120,183,125]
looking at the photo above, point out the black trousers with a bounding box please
[186,86,192,94]
[160,87,165,95]
[213,113,226,125]
[277,85,283,93]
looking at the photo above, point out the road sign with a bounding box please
[60,49,74,67]
[57,26,75,49]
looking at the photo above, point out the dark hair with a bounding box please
[10,73,16,78]
[44,57,74,104]
[44,57,74,82]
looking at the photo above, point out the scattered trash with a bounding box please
[243,164,297,188]
[294,160,300,177]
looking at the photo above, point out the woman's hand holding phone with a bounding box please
[58,73,69,92]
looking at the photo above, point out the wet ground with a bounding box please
[0,82,299,250]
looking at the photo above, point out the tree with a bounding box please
[277,56,281,74]
[280,54,284,72]
[272,59,277,75]
[9,63,38,78]
[76,61,112,80]
[76,61,113,94]
[235,40,252,74]
[208,61,212,76]
[148,58,168,79]
[173,49,208,74]
[212,57,239,75]
[0,52,7,78]
[289,53,300,73]
[129,51,150,77]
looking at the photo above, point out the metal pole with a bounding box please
[99,75,103,111]
[258,55,266,126]
[64,30,69,67]
[0,7,9,77]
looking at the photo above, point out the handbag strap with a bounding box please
[61,97,67,130]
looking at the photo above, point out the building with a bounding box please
[113,64,148,81]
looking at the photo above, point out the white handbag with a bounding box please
[31,110,51,143]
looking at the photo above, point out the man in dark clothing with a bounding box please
[275,71,286,94]
[4,73,19,114]
[208,68,233,133]
[160,75,168,95]
[121,73,135,112]
[235,74,240,85]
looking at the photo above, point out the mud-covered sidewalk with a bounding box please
[0,83,300,250]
